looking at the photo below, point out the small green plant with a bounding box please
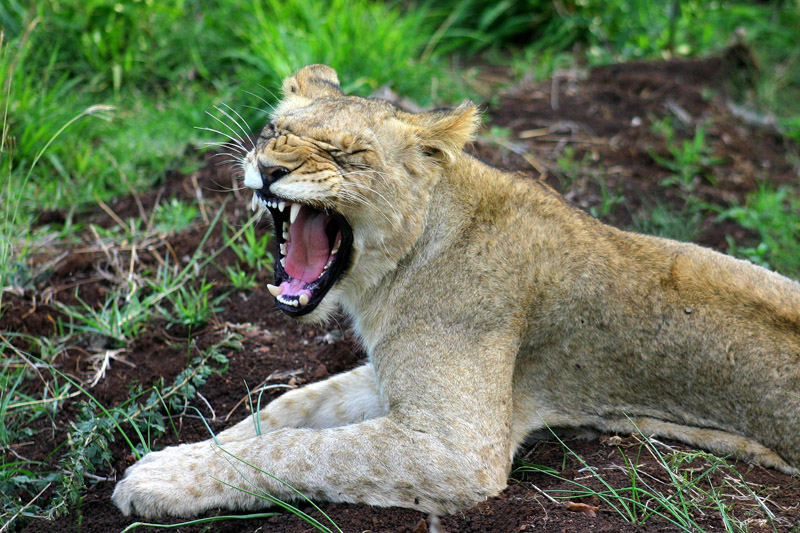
[720,186,800,279]
[590,179,625,220]
[166,278,225,329]
[56,289,152,347]
[225,265,258,290]
[724,237,771,270]
[227,223,273,272]
[650,119,723,191]
[152,198,197,234]
[632,202,703,243]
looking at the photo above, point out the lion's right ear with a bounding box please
[281,64,343,99]
[401,103,480,166]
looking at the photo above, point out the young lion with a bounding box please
[113,64,800,519]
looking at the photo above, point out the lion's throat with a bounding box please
[284,208,330,284]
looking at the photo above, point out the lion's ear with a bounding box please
[404,103,479,166]
[282,64,343,99]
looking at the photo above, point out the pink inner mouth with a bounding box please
[277,205,340,300]
[285,207,330,283]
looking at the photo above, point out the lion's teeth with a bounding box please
[279,243,287,255]
[298,294,309,306]
[331,241,339,255]
[267,284,281,297]
[280,257,286,268]
[278,201,286,212]
[290,203,301,224]
[277,294,297,306]
[250,193,258,212]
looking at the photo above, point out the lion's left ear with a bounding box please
[403,102,480,166]
[281,64,343,99]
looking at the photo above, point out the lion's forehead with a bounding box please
[270,97,395,143]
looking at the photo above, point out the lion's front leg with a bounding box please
[216,363,386,443]
[112,415,505,518]
[113,364,387,517]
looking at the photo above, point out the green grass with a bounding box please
[720,186,800,278]
[515,431,792,532]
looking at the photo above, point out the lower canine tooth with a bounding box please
[298,294,309,306]
[267,284,281,297]
[250,194,258,212]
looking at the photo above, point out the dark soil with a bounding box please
[5,51,800,532]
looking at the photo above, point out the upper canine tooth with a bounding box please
[290,203,301,224]
[250,193,258,212]
[278,201,286,212]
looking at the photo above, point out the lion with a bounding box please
[113,64,800,519]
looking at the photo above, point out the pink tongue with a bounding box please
[284,207,330,283]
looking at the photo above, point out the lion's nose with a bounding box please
[257,163,290,185]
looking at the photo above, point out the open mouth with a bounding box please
[250,191,353,316]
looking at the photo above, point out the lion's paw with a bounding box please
[112,442,229,518]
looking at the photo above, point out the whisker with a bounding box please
[204,111,251,152]
[208,150,244,160]
[243,88,277,113]
[196,125,248,152]
[219,102,256,151]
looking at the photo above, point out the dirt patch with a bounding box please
[6,52,800,532]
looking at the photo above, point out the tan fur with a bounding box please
[113,65,800,519]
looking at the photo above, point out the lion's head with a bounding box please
[241,64,478,321]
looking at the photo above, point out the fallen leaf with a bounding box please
[564,501,599,517]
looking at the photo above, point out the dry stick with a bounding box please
[0,482,52,533]
[95,197,128,231]
[0,333,52,396]
[67,234,163,255]
[528,482,560,505]
[192,173,210,224]
[224,383,295,422]
[163,238,180,266]
[127,243,137,287]
[147,187,165,232]
[147,246,168,270]
[493,138,548,178]
[88,224,116,268]
[534,136,608,145]
[195,390,217,422]
[6,391,82,411]
[87,349,128,388]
